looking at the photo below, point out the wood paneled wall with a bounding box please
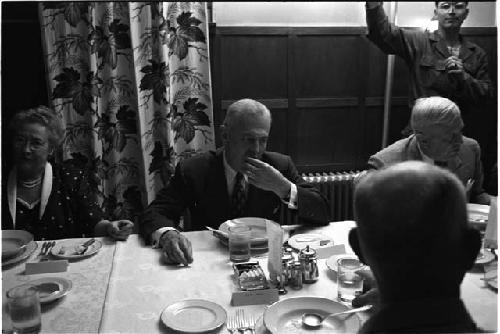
[209,25,497,175]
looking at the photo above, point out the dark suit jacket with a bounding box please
[359,298,483,333]
[368,135,487,203]
[140,150,329,243]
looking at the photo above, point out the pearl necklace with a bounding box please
[19,176,43,189]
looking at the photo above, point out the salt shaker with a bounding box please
[289,260,303,290]
[281,252,294,285]
[299,245,319,283]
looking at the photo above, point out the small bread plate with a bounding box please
[288,233,335,258]
[326,254,358,272]
[219,217,270,250]
[2,230,34,260]
[2,240,38,268]
[475,249,495,265]
[263,297,360,334]
[467,203,489,229]
[160,299,227,333]
[30,277,72,303]
[50,239,102,260]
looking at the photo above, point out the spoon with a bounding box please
[302,305,372,329]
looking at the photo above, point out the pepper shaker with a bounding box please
[289,260,303,290]
[299,245,319,283]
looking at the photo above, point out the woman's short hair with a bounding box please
[9,106,65,149]
[410,96,463,132]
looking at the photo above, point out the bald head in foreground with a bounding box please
[350,161,483,333]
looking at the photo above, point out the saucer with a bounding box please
[160,299,226,333]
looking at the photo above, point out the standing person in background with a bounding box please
[365,1,495,183]
[2,106,135,241]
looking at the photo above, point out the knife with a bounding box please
[205,226,229,241]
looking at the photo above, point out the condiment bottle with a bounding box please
[289,260,303,290]
[299,245,319,283]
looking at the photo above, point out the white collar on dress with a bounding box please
[8,162,53,228]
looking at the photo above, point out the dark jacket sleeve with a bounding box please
[366,4,420,62]
[457,49,493,103]
[282,156,330,225]
[139,162,191,244]
[470,141,490,205]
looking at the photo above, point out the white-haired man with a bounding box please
[368,96,490,204]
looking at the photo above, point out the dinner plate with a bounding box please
[255,315,270,334]
[467,203,489,228]
[50,239,102,260]
[219,217,271,250]
[2,241,38,268]
[29,277,72,303]
[475,249,495,265]
[160,299,226,333]
[288,233,334,251]
[326,254,358,272]
[263,297,360,334]
[2,230,34,259]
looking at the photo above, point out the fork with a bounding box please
[246,313,256,334]
[40,241,55,261]
[226,313,238,334]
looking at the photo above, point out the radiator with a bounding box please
[302,171,363,222]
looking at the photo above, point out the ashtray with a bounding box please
[233,261,268,291]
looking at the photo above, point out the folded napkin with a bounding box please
[485,197,497,249]
[266,220,283,284]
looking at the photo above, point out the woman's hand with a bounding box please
[106,220,134,241]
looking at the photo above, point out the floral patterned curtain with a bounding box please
[39,2,214,222]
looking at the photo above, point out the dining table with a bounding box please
[2,220,498,333]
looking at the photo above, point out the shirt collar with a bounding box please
[429,30,476,50]
[223,150,238,182]
[416,141,434,164]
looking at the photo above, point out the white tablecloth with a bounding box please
[2,238,117,333]
[99,221,498,333]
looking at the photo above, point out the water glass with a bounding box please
[228,225,251,262]
[7,284,41,334]
[337,256,365,303]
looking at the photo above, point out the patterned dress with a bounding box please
[2,163,105,240]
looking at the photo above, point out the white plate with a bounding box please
[255,315,270,334]
[2,230,34,259]
[160,299,226,333]
[288,233,334,251]
[467,203,489,227]
[219,217,271,249]
[50,239,102,260]
[29,277,72,303]
[326,254,358,272]
[2,241,38,268]
[263,297,360,334]
[476,249,495,265]
[484,262,497,290]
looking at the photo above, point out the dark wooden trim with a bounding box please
[287,30,296,156]
[221,98,288,110]
[365,96,408,107]
[296,97,359,108]
[217,26,290,35]
[216,26,496,36]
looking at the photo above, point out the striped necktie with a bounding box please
[231,172,246,218]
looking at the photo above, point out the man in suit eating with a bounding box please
[140,98,329,265]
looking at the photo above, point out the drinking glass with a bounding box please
[228,225,251,262]
[7,284,41,334]
[337,256,365,303]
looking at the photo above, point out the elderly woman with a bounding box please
[2,106,134,240]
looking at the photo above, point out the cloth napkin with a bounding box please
[266,220,284,284]
[485,197,498,249]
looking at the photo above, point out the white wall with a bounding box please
[214,2,496,28]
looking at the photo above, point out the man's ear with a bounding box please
[432,9,438,21]
[348,228,368,265]
[461,228,482,271]
[220,124,228,143]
